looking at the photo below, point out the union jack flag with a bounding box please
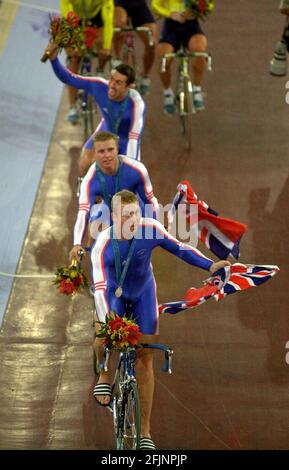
[159,263,280,315]
[168,181,247,260]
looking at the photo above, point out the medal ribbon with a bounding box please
[107,92,130,134]
[95,157,123,208]
[110,226,136,293]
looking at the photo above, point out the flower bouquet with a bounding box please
[41,11,93,62]
[96,312,142,349]
[189,0,214,20]
[53,259,88,295]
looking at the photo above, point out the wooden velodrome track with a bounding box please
[0,1,289,450]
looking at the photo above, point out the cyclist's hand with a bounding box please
[44,42,59,61]
[209,260,231,275]
[69,245,85,263]
[170,11,186,23]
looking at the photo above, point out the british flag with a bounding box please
[159,263,280,315]
[168,181,247,260]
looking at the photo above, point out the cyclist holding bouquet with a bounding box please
[152,0,214,114]
[60,0,114,124]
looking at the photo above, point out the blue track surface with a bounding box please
[0,1,63,324]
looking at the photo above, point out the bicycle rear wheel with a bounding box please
[113,380,141,450]
[178,76,193,150]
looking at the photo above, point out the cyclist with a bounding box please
[113,0,157,96]
[91,189,230,449]
[69,131,159,262]
[60,0,114,124]
[44,43,145,175]
[152,0,211,114]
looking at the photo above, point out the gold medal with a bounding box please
[115,287,123,298]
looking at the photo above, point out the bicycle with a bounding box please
[113,25,154,93]
[76,52,100,142]
[161,47,212,150]
[94,341,173,450]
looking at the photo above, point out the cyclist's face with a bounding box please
[113,202,141,239]
[108,70,129,101]
[94,138,118,173]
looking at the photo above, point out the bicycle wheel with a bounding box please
[178,76,193,150]
[120,381,141,450]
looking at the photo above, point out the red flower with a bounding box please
[66,11,80,28]
[59,279,76,295]
[198,0,207,13]
[108,317,125,331]
[84,26,97,49]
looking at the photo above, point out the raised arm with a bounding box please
[126,91,146,160]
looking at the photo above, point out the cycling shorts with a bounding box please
[159,18,204,50]
[114,0,155,27]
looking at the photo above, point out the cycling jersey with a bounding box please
[60,0,114,50]
[152,0,188,17]
[92,218,213,333]
[74,155,159,245]
[51,58,145,160]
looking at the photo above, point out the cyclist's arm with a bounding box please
[126,91,146,160]
[73,163,97,246]
[134,161,159,219]
[91,230,111,322]
[101,0,114,50]
[152,219,214,271]
[50,57,102,94]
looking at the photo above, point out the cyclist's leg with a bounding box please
[113,3,128,61]
[187,33,207,86]
[132,276,159,441]
[186,20,207,111]
[93,296,126,405]
[158,19,179,113]
[90,13,110,72]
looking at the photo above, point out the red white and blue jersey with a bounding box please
[51,58,145,160]
[74,155,159,245]
[91,218,213,332]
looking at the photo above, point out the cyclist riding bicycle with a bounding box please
[69,131,159,262]
[91,189,230,449]
[44,42,145,177]
[152,0,213,114]
[113,0,157,96]
[60,0,115,124]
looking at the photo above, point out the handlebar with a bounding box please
[142,343,174,374]
[100,343,173,374]
[114,26,154,47]
[161,51,212,73]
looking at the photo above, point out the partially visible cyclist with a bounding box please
[44,42,145,176]
[113,0,157,96]
[61,0,114,124]
[152,0,213,114]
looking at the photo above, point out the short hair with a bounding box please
[93,131,119,145]
[115,64,136,85]
[112,190,139,213]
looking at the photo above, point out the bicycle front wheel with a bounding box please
[114,381,141,450]
[178,77,193,150]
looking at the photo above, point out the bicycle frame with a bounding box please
[77,53,98,142]
[99,343,173,450]
[161,48,212,150]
